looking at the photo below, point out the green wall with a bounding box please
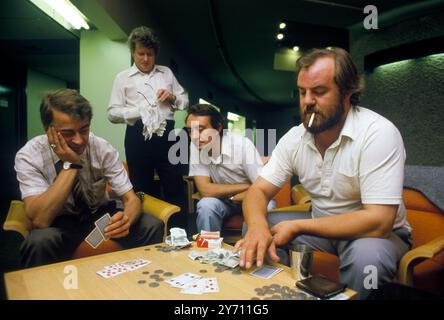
[27,69,66,139]
[80,29,129,160]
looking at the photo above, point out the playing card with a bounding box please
[95,213,111,240]
[85,226,104,248]
[180,279,204,295]
[117,258,151,271]
[201,277,219,293]
[96,264,127,278]
[165,273,202,288]
[250,265,283,279]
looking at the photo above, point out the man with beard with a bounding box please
[234,48,412,299]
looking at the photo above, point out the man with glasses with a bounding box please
[15,89,164,267]
[107,26,188,225]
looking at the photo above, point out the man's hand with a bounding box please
[234,225,280,269]
[104,211,130,239]
[156,89,176,104]
[47,126,80,163]
[270,220,300,247]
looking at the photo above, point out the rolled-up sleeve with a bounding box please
[15,150,50,199]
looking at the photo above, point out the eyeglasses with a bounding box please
[137,83,157,107]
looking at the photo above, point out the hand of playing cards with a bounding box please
[96,258,151,278]
[165,227,191,249]
[85,213,111,248]
[165,273,219,295]
[188,248,240,269]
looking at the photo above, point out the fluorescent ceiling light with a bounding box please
[45,0,89,29]
[277,33,284,40]
[30,0,89,31]
[279,22,286,29]
[227,112,240,121]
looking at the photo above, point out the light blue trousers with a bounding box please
[195,197,276,232]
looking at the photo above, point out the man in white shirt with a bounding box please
[235,48,412,299]
[107,26,188,225]
[186,104,275,232]
[16,89,164,267]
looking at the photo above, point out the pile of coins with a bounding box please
[137,269,174,287]
[251,284,317,300]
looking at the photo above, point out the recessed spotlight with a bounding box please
[279,22,286,29]
[293,46,300,52]
[277,33,284,40]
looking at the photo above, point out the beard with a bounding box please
[301,97,345,134]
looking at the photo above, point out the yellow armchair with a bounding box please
[3,194,180,259]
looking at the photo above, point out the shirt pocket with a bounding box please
[333,165,360,200]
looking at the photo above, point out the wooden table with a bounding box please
[4,243,356,300]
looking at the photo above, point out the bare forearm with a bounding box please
[26,170,77,228]
[199,183,250,199]
[122,193,142,225]
[242,185,270,229]
[295,209,395,239]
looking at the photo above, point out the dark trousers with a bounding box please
[20,202,164,268]
[125,120,186,211]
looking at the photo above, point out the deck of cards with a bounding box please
[165,273,219,295]
[250,265,283,279]
[85,213,111,249]
[96,258,151,278]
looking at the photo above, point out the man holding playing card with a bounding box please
[186,104,275,232]
[15,89,164,268]
[235,48,412,299]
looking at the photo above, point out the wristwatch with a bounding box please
[63,161,83,170]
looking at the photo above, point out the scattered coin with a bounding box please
[155,277,164,282]
[154,269,163,274]
[150,274,160,279]
[144,248,151,251]
[137,280,146,284]
[142,271,150,275]
[231,269,242,275]
[251,297,261,300]
[271,294,281,300]
[164,272,173,277]
[199,269,207,273]
[149,282,159,287]
[270,284,280,289]
[214,268,224,273]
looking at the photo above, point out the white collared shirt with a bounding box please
[14,133,133,216]
[189,134,263,185]
[107,64,189,125]
[261,106,410,231]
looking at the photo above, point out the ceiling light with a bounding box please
[227,112,240,122]
[31,0,90,30]
[277,33,284,40]
[293,46,300,52]
[45,0,89,29]
[279,22,286,29]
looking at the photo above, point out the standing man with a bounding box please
[235,47,412,299]
[107,26,188,223]
[186,104,275,232]
[15,89,164,268]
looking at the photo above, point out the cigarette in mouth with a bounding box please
[308,113,315,128]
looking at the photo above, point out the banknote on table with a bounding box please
[188,248,240,268]
[165,227,191,249]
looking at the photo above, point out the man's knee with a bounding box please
[21,228,64,252]
[135,213,165,244]
[196,197,224,218]
[20,228,67,268]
